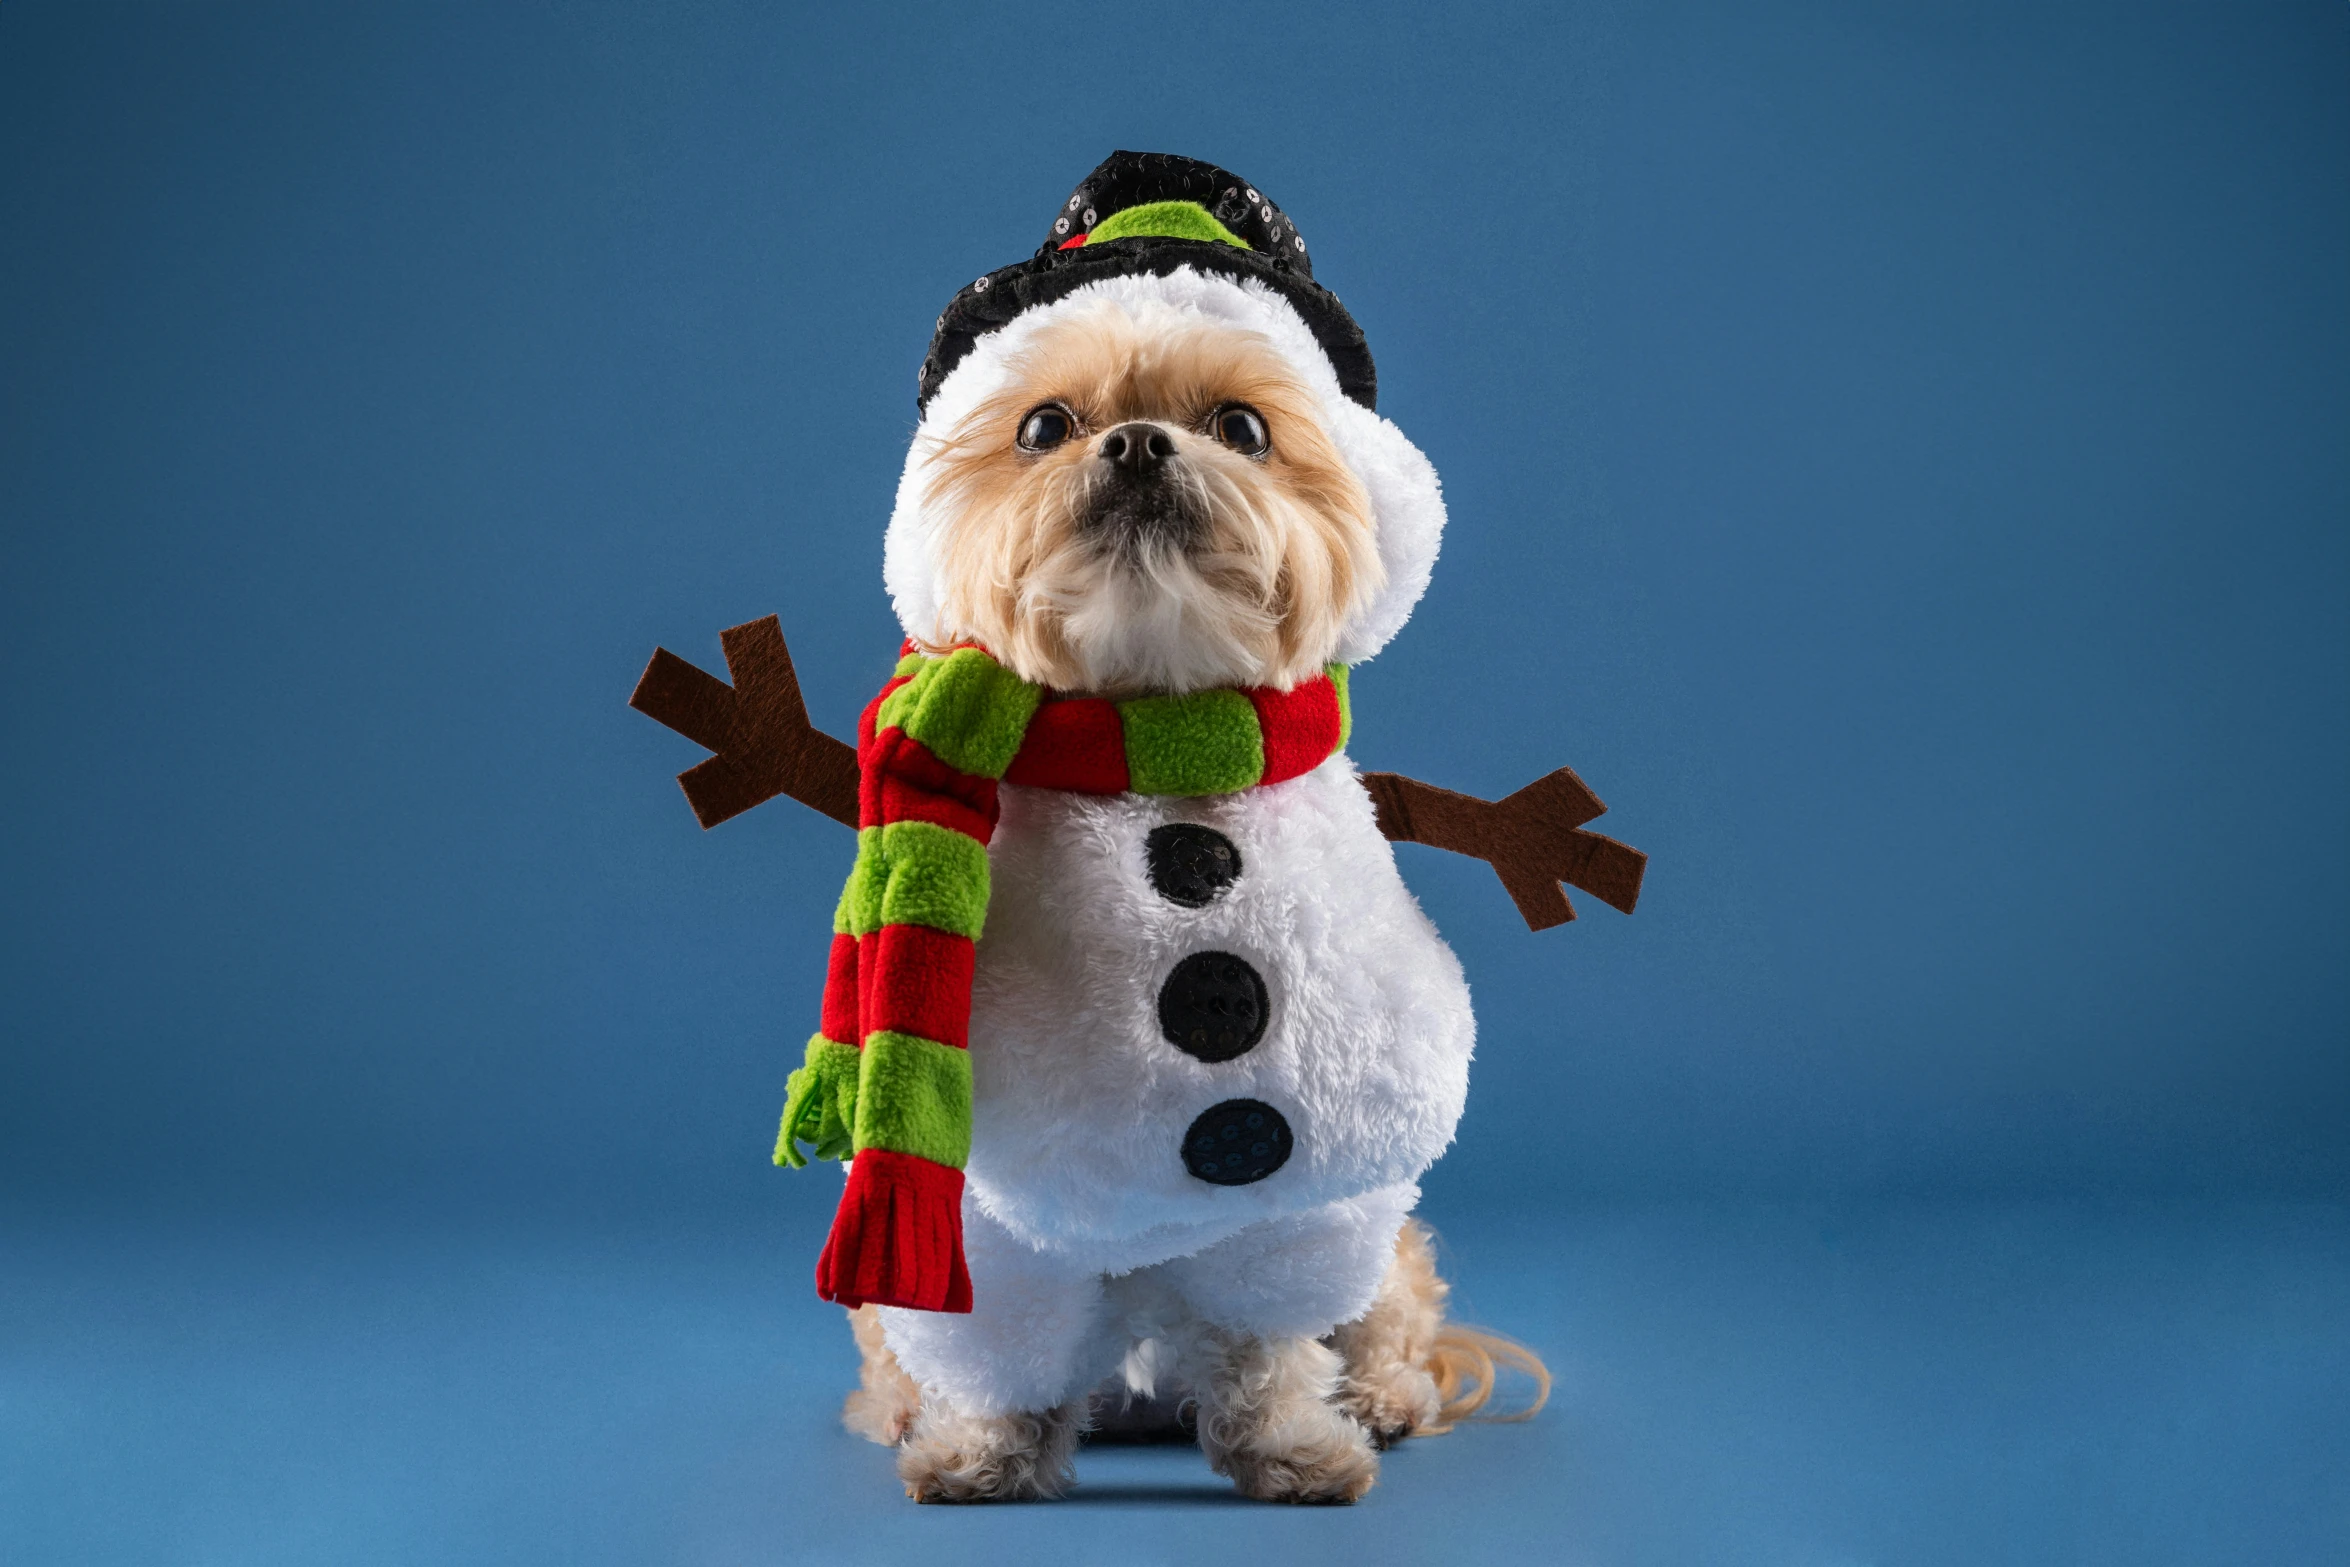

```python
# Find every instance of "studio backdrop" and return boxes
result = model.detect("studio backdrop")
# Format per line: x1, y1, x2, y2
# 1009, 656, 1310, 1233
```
3, 0, 2343, 1228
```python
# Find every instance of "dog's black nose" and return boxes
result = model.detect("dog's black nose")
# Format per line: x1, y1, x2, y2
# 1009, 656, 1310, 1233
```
1100, 422, 1177, 476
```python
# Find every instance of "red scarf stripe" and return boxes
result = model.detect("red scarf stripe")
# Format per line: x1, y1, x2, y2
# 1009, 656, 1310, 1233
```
866, 730, 1000, 840
854, 678, 917, 828
853, 932, 880, 1047
855, 924, 978, 1050
818, 932, 860, 1045
857, 676, 915, 744
1249, 678, 1346, 786
1004, 698, 1131, 792
815, 1150, 972, 1314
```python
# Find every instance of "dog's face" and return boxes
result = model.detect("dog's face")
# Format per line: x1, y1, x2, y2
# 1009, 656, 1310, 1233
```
918, 297, 1381, 695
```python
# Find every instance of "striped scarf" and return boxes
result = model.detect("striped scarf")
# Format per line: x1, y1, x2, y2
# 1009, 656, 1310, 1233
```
773, 645, 1353, 1313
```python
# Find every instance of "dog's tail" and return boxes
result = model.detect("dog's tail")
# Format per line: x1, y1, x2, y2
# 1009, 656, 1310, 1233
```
1423, 1323, 1551, 1432
1390, 1219, 1552, 1434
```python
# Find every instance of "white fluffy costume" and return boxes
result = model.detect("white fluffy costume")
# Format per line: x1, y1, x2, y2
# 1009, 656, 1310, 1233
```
846, 154, 1468, 1416
628, 153, 1646, 1428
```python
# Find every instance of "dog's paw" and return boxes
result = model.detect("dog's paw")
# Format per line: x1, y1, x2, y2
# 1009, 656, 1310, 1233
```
1219, 1410, 1381, 1504
841, 1304, 922, 1446
842, 1382, 919, 1447
896, 1402, 1079, 1503
1340, 1361, 1442, 1449
1196, 1334, 1381, 1504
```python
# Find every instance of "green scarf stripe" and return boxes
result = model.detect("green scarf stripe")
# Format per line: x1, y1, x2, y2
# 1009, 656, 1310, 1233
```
834, 822, 992, 939
892, 651, 927, 678
1328, 664, 1353, 751
1118, 688, 1266, 795
830, 858, 860, 936
876, 648, 1043, 778
775, 1034, 861, 1168
851, 1031, 973, 1167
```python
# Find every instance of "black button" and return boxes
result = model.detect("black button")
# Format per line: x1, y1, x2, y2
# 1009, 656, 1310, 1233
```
1157, 951, 1269, 1063
1182, 1099, 1292, 1186
1145, 824, 1242, 908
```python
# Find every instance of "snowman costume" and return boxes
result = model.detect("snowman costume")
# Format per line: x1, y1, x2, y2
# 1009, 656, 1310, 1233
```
781, 154, 1474, 1419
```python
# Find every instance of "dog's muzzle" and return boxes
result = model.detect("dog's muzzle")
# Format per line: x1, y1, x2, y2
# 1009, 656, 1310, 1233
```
1086, 422, 1201, 550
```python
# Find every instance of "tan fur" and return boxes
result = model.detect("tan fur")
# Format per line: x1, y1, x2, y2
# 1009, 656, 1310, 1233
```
842, 1222, 1552, 1501
1323, 1216, 1550, 1440
894, 1398, 1084, 1504
1325, 1216, 1448, 1446
841, 1303, 922, 1446
1191, 1329, 1379, 1504
1427, 1322, 1553, 1430
918, 298, 1380, 696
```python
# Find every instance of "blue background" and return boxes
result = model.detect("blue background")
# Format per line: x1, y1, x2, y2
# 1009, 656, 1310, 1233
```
3, 3, 2344, 1562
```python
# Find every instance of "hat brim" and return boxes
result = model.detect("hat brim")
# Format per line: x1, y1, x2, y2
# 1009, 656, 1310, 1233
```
920, 237, 1378, 414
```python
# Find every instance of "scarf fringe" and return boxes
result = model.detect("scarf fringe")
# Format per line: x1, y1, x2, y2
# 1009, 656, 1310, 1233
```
815, 1149, 974, 1313
774, 1034, 859, 1168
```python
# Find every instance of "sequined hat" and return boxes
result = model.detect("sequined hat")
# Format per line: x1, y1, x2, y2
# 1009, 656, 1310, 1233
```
916, 150, 1377, 412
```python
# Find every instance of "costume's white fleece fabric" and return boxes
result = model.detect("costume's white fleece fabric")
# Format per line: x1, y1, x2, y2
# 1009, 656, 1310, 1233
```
879, 760, 1474, 1415
883, 267, 1448, 667
874, 266, 1471, 1417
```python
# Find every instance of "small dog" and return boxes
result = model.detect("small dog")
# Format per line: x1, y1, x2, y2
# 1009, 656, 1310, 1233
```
850, 243, 1544, 1501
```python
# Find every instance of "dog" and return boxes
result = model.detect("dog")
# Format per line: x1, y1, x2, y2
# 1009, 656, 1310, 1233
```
846, 256, 1545, 1503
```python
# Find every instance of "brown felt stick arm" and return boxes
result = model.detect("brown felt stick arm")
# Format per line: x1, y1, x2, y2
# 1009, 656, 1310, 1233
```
629, 615, 860, 831
1363, 767, 1648, 933
629, 650, 741, 756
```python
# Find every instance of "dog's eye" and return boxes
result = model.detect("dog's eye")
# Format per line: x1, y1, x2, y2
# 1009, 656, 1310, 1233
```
1212, 404, 1269, 456
1018, 405, 1074, 451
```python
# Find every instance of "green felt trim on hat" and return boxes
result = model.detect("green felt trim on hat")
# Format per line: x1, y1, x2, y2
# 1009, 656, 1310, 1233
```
1085, 200, 1250, 251
851, 1030, 973, 1168
1328, 664, 1353, 751
1119, 688, 1266, 795
834, 821, 993, 939
877, 649, 1043, 778
775, 1033, 862, 1167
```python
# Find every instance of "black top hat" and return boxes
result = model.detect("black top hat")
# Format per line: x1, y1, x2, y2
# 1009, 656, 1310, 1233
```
916, 151, 1377, 413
